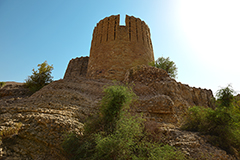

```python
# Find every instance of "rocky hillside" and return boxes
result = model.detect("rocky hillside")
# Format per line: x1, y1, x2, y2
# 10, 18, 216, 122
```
0, 82, 30, 100
124, 65, 214, 124
0, 66, 237, 159
0, 78, 110, 160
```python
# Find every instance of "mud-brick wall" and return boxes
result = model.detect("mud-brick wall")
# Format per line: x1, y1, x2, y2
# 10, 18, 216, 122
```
87, 15, 154, 81
64, 56, 89, 79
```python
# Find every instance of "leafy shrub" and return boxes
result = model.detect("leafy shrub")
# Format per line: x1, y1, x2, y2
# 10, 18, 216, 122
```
62, 83, 185, 160
83, 83, 137, 136
62, 132, 96, 159
182, 85, 240, 156
216, 84, 235, 108
181, 106, 211, 133
24, 61, 53, 92
99, 84, 137, 134
0, 82, 6, 88
93, 111, 185, 160
149, 56, 178, 79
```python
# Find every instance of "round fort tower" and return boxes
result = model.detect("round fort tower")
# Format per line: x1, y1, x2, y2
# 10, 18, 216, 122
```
86, 15, 154, 81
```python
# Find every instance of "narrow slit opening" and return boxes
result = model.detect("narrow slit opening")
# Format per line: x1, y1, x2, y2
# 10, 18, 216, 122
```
141, 23, 144, 44
100, 22, 103, 43
114, 17, 117, 40
136, 19, 138, 41
129, 18, 131, 41
106, 18, 109, 41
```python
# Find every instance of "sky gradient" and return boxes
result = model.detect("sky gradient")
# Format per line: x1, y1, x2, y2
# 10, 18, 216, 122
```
0, 0, 239, 96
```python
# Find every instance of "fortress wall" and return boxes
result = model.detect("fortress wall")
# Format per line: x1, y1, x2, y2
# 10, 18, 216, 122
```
92, 15, 120, 47
64, 56, 89, 79
87, 15, 154, 81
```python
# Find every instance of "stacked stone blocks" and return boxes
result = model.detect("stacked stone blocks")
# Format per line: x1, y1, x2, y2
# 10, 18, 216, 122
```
87, 14, 154, 81
64, 56, 89, 79
64, 15, 154, 81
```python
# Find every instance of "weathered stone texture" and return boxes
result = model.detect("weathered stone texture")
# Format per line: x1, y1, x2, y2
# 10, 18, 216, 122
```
0, 78, 111, 159
124, 65, 214, 123
64, 56, 89, 79
87, 15, 154, 81
1, 13, 236, 159
0, 83, 30, 99
1, 75, 236, 159
147, 123, 237, 160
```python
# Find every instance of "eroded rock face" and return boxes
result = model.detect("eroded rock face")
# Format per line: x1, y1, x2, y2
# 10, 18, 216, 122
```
0, 78, 113, 159
145, 122, 237, 160
0, 83, 30, 99
0, 66, 231, 159
124, 65, 214, 123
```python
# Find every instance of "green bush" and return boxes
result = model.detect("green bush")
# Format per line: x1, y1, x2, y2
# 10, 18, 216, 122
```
181, 106, 210, 132
93, 111, 184, 160
216, 84, 235, 108
149, 56, 178, 79
0, 82, 6, 88
62, 132, 96, 159
99, 84, 137, 134
83, 83, 137, 136
181, 85, 240, 156
62, 83, 185, 160
24, 61, 53, 93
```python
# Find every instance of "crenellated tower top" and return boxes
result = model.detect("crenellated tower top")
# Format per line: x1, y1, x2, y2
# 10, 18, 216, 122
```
87, 14, 154, 81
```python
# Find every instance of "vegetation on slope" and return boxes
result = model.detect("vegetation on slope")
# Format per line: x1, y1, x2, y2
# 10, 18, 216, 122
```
182, 84, 240, 157
24, 61, 53, 93
62, 83, 185, 160
149, 56, 178, 79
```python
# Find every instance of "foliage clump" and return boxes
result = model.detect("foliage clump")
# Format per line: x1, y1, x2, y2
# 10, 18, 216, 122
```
0, 82, 6, 88
149, 56, 178, 79
24, 61, 53, 93
62, 83, 185, 160
182, 84, 240, 156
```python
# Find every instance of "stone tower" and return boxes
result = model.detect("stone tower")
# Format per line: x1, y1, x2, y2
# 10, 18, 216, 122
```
86, 14, 154, 81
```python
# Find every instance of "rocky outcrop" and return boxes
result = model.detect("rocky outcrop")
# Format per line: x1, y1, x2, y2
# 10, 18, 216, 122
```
0, 78, 112, 159
0, 83, 30, 99
124, 65, 214, 123
1, 66, 233, 159
145, 122, 236, 159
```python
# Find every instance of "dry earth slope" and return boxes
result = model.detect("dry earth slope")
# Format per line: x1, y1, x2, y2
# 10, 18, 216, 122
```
0, 65, 237, 159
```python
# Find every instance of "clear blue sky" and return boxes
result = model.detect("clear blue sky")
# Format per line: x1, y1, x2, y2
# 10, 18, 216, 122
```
0, 0, 239, 95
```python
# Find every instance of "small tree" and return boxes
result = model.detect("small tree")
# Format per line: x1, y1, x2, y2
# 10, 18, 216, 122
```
24, 61, 53, 92
150, 56, 178, 79
216, 84, 235, 108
